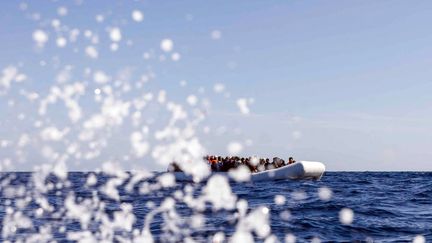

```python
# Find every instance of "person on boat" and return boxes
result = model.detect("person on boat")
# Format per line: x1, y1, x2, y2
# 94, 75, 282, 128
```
251, 164, 258, 173
220, 159, 229, 172
229, 159, 235, 171
288, 157, 296, 164
258, 158, 266, 172
209, 156, 219, 171
279, 158, 285, 167
265, 158, 273, 170
272, 157, 280, 168
168, 162, 182, 172
234, 158, 241, 168
244, 157, 251, 169
246, 160, 255, 173
279, 157, 286, 167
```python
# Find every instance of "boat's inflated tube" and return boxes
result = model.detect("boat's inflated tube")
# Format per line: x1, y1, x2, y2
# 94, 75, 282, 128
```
250, 161, 325, 182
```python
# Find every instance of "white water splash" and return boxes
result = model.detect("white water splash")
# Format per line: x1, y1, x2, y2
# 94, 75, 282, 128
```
274, 195, 286, 205
236, 98, 250, 115
227, 141, 243, 155
413, 235, 426, 243
160, 39, 174, 52
132, 10, 144, 22
203, 175, 237, 210
318, 186, 333, 201
339, 208, 354, 225
211, 30, 222, 40
85, 46, 98, 59
32, 30, 48, 47
109, 28, 122, 42
228, 165, 251, 182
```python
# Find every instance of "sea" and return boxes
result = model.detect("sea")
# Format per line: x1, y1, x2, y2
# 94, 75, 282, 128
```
0, 172, 431, 242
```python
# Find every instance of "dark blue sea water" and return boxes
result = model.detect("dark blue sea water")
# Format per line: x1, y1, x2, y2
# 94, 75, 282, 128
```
1, 172, 431, 242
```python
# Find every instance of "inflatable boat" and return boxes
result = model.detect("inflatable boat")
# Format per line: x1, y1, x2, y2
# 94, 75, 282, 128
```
173, 161, 325, 182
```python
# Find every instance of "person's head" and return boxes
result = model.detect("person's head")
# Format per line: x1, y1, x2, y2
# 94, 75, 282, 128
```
266, 158, 270, 163
289, 157, 294, 163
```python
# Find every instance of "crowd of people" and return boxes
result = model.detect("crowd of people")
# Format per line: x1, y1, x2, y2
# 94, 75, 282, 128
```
205, 155, 296, 172
168, 156, 296, 173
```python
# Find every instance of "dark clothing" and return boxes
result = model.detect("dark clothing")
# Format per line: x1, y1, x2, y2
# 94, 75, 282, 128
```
168, 163, 182, 172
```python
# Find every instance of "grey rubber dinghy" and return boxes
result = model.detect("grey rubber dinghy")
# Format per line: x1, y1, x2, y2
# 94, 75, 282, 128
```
173, 161, 326, 182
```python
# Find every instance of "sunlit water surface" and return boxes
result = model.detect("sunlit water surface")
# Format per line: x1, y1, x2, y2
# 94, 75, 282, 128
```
1, 172, 431, 242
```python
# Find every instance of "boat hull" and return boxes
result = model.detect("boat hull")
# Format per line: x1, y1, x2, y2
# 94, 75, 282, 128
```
173, 161, 325, 182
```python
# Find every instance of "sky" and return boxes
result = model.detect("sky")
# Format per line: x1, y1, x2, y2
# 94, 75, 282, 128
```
0, 0, 432, 171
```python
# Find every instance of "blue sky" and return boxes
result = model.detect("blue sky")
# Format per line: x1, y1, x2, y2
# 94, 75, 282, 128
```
0, 0, 431, 171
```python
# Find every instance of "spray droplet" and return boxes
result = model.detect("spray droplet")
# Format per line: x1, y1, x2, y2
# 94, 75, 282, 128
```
132, 10, 144, 22
33, 30, 48, 46
160, 39, 173, 52
339, 208, 354, 225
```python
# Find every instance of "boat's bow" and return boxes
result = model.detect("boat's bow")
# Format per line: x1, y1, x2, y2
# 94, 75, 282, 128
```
299, 161, 326, 180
